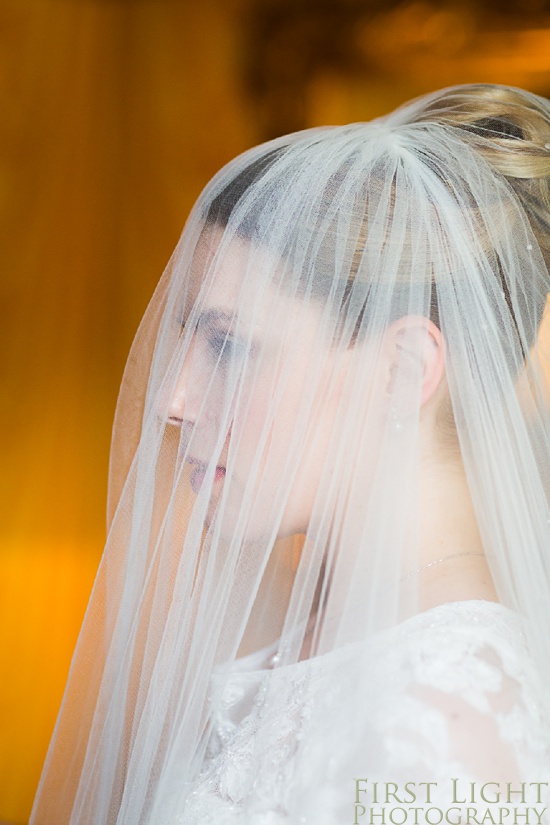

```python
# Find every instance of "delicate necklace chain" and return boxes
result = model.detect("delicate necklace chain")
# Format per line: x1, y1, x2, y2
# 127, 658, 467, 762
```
401, 551, 486, 582
270, 552, 487, 667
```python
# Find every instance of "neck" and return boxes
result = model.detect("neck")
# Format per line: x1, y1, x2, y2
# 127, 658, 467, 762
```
413, 454, 498, 609
419, 457, 484, 559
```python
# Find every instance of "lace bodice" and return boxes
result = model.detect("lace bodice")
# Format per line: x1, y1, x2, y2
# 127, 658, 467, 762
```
163, 601, 550, 824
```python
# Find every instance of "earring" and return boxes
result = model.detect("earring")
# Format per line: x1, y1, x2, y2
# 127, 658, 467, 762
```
390, 405, 405, 434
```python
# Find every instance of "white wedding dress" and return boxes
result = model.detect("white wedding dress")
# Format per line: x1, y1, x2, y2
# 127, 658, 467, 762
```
163, 600, 550, 824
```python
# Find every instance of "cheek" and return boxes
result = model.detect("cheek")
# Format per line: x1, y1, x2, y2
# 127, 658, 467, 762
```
234, 402, 280, 476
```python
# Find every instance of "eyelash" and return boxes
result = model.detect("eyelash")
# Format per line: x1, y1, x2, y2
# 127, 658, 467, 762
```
208, 331, 239, 360
180, 315, 250, 362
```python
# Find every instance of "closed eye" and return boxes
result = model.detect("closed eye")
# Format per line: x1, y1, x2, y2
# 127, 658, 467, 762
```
207, 330, 245, 361
181, 308, 254, 364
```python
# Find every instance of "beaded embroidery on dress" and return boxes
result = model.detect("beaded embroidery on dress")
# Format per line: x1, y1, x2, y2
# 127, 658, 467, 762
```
166, 601, 550, 824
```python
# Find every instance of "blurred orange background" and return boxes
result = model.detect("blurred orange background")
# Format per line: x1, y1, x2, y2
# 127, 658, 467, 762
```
1, 1, 549, 822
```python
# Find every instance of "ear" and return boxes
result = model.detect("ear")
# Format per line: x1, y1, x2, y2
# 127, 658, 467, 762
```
385, 316, 446, 411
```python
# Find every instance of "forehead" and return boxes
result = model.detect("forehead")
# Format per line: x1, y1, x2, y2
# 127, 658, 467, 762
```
192, 226, 314, 339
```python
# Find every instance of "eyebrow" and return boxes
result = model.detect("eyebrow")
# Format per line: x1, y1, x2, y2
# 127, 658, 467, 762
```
197, 309, 235, 327
196, 308, 261, 354
197, 309, 254, 343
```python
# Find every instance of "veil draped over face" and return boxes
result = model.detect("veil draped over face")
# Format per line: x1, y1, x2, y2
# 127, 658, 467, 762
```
32, 85, 550, 824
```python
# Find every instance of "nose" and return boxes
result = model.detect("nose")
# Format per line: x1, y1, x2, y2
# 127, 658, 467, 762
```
167, 342, 196, 426
167, 375, 186, 425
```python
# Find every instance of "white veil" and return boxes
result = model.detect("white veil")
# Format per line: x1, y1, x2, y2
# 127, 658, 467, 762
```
31, 84, 550, 824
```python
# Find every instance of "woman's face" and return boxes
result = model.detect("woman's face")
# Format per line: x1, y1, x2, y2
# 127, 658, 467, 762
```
166, 228, 371, 542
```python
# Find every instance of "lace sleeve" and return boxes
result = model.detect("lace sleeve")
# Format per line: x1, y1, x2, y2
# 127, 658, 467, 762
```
166, 602, 550, 824
370, 605, 548, 781
297, 602, 550, 824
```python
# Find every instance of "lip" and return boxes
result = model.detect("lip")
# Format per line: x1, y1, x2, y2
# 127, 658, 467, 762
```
187, 457, 226, 494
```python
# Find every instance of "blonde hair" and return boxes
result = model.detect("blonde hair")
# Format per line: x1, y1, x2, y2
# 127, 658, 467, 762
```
413, 84, 550, 258
405, 85, 550, 452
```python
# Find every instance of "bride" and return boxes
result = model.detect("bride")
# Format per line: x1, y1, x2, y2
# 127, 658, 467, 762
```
32, 84, 550, 824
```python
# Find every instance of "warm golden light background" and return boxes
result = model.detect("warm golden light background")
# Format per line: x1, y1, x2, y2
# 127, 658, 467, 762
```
1, 0, 549, 822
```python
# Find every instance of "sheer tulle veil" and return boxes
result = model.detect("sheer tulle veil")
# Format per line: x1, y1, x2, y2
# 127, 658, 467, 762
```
31, 84, 550, 823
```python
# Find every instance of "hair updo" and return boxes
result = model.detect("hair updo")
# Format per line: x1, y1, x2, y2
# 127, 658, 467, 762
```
204, 84, 550, 352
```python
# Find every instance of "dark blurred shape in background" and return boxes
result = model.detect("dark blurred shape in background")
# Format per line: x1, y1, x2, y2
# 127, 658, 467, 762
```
243, 0, 550, 138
